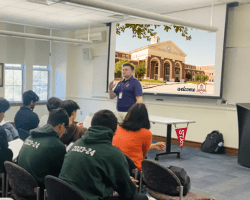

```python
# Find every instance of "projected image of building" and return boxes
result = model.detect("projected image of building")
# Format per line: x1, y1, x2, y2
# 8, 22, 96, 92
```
115, 34, 214, 83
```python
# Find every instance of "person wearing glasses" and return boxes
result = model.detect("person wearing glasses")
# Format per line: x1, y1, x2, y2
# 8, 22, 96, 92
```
17, 108, 69, 192
109, 63, 143, 123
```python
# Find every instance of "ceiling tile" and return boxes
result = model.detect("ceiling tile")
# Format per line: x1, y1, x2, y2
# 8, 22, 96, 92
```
0, 0, 24, 6
0, 6, 30, 17
12, 2, 46, 10
56, 10, 87, 17
34, 5, 67, 13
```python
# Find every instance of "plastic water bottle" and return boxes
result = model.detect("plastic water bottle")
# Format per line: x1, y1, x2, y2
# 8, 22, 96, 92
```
214, 142, 223, 152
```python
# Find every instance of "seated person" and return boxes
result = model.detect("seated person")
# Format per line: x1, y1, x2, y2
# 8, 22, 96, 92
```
0, 128, 13, 174
59, 110, 148, 200
113, 103, 165, 172
59, 100, 87, 146
17, 108, 69, 190
0, 98, 19, 141
39, 97, 62, 127
14, 90, 40, 132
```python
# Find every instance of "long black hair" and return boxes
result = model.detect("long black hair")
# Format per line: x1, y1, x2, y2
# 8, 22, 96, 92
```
121, 103, 150, 131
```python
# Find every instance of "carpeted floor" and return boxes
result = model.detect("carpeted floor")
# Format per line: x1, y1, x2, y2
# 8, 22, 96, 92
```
147, 143, 250, 200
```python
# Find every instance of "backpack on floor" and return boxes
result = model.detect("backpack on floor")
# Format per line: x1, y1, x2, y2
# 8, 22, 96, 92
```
201, 130, 224, 154
168, 166, 191, 196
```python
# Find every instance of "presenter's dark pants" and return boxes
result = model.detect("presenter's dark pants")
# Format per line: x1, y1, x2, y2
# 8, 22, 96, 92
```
107, 193, 148, 200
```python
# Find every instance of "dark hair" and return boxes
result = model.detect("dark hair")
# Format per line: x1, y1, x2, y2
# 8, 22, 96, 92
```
123, 62, 134, 71
59, 100, 80, 117
47, 97, 62, 112
121, 103, 150, 131
0, 98, 10, 113
91, 110, 118, 133
23, 90, 39, 106
48, 108, 69, 128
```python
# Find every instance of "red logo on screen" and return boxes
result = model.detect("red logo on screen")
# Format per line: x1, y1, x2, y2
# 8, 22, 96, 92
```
197, 83, 206, 94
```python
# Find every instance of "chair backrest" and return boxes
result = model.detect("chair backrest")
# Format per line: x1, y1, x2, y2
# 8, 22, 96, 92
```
4, 161, 38, 197
44, 175, 86, 200
124, 154, 137, 177
17, 129, 30, 141
142, 160, 181, 196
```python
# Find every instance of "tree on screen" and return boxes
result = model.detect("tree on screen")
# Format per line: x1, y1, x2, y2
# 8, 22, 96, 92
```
195, 74, 201, 81
135, 62, 146, 81
201, 75, 209, 82
115, 58, 134, 77
116, 24, 192, 41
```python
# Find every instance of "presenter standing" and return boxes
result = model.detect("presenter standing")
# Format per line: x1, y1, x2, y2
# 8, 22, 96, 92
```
109, 63, 142, 123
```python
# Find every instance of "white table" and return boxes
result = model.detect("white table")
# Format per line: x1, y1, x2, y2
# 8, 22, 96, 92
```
149, 116, 195, 160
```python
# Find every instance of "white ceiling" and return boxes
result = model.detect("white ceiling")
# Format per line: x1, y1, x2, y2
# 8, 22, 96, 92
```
0, 0, 249, 31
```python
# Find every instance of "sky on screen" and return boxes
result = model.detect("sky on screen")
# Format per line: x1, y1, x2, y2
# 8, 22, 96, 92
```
116, 25, 216, 66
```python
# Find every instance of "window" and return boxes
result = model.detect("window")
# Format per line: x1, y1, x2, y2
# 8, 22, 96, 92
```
212, 79, 214, 82
212, 73, 213, 76
200, 67, 201, 70
115, 54, 117, 57
33, 65, 50, 101
122, 55, 125, 58
5, 64, 24, 102
209, 79, 211, 82
126, 55, 129, 59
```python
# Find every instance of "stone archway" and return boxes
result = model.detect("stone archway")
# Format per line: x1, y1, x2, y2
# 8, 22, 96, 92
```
164, 60, 172, 82
150, 57, 161, 80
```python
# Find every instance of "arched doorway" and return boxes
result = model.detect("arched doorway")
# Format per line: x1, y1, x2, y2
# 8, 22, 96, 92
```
186, 71, 191, 81
164, 61, 171, 82
175, 69, 180, 82
175, 63, 181, 82
175, 62, 182, 82
192, 72, 195, 81
150, 57, 160, 80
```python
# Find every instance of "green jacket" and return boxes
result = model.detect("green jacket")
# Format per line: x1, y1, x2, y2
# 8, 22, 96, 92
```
17, 124, 66, 187
59, 125, 137, 200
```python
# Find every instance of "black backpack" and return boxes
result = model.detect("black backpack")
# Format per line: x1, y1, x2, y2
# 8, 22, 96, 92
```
201, 130, 224, 154
168, 166, 191, 196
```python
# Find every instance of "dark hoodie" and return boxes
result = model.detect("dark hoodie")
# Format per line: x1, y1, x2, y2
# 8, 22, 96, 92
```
14, 106, 40, 132
17, 124, 66, 188
59, 125, 137, 200
0, 128, 13, 173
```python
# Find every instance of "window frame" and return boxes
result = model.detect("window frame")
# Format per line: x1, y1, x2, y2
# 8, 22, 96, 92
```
32, 65, 51, 103
5, 64, 26, 103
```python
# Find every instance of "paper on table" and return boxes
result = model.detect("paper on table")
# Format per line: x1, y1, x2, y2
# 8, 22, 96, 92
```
0, 119, 10, 125
8, 138, 24, 161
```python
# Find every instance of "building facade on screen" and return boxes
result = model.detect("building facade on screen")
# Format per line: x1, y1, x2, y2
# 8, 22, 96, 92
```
115, 34, 215, 83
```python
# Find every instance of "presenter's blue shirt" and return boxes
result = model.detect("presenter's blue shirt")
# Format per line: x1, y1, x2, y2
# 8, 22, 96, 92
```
114, 76, 142, 112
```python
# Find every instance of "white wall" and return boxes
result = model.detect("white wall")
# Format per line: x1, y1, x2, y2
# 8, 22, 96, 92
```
0, 22, 69, 122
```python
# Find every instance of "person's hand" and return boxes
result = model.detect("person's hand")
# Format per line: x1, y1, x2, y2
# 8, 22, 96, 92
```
130, 176, 139, 187
76, 122, 84, 127
109, 81, 115, 91
153, 142, 166, 151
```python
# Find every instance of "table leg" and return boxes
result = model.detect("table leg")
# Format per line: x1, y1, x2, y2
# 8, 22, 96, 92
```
155, 124, 180, 160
